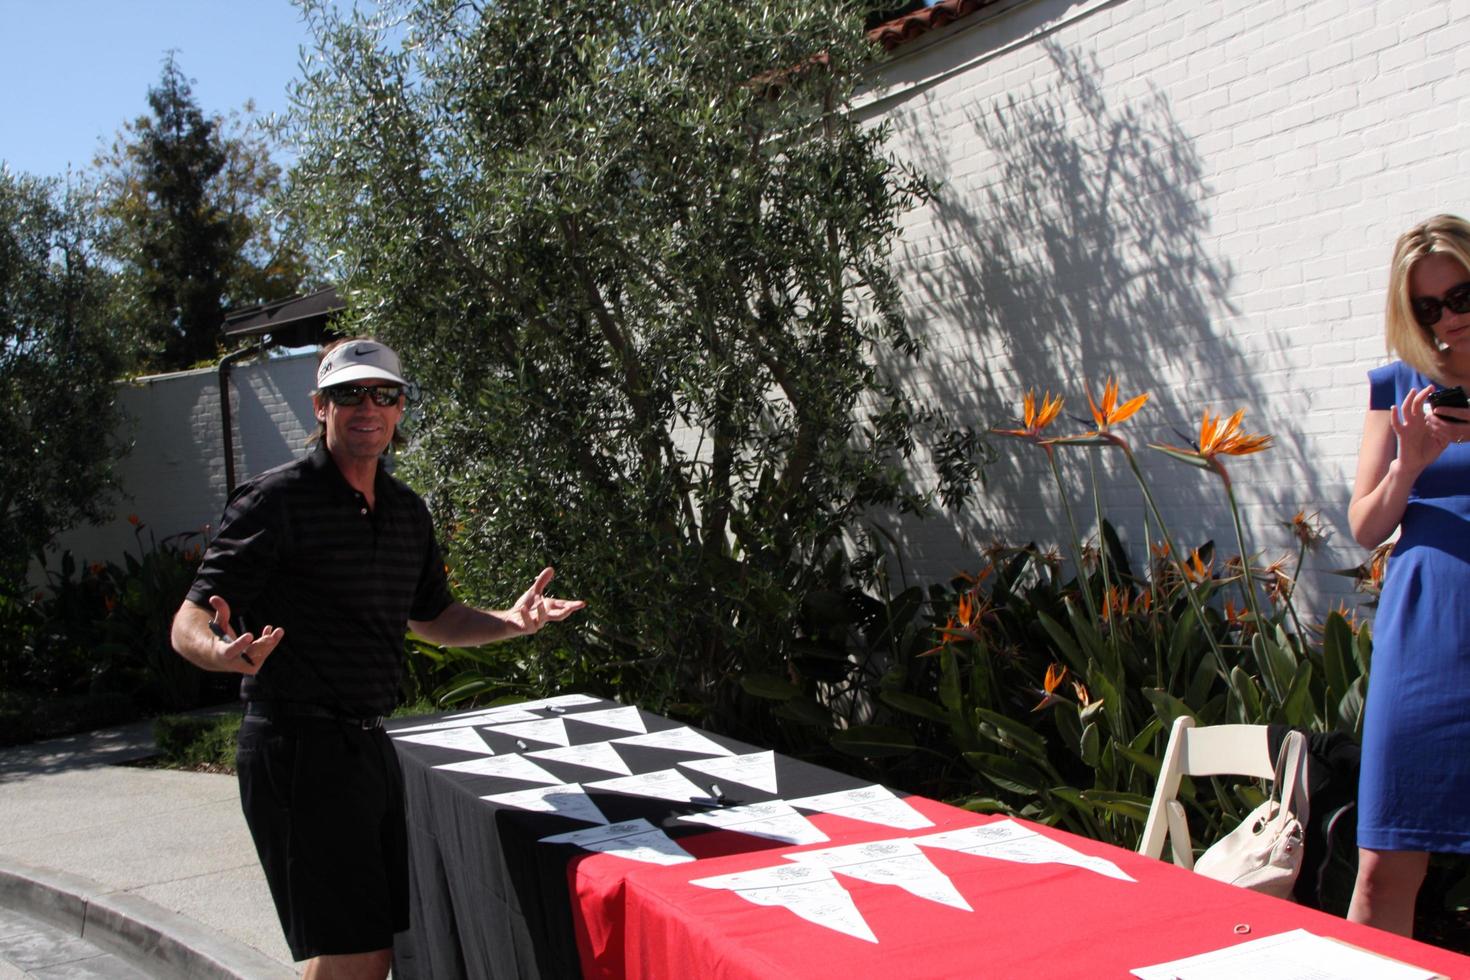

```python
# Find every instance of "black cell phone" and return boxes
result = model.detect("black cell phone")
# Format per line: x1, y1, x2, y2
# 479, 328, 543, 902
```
1429, 385, 1470, 422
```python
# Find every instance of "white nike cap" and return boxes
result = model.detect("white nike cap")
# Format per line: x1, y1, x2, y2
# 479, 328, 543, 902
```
316, 340, 408, 389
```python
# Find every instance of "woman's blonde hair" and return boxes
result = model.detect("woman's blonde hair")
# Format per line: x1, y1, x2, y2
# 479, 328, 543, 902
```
1386, 214, 1470, 380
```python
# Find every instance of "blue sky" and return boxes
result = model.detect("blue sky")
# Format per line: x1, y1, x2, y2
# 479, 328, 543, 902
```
1, 0, 313, 181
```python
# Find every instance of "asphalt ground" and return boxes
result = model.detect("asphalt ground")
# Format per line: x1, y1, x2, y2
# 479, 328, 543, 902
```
0, 716, 296, 978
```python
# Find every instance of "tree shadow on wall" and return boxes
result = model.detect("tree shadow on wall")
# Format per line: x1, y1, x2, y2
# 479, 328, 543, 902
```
889, 39, 1323, 569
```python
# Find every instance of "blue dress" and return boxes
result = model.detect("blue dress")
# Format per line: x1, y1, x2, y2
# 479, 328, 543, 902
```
1359, 361, 1470, 854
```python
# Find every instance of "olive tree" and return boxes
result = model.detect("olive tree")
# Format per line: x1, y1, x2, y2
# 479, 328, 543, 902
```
0, 169, 125, 587
287, 0, 977, 734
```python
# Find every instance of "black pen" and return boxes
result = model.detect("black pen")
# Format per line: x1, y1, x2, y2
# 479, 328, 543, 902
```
209, 619, 255, 666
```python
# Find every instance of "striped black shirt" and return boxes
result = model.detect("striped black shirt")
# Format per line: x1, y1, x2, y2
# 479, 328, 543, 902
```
187, 444, 453, 715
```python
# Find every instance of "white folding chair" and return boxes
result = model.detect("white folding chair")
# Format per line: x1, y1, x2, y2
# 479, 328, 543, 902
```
1138, 715, 1309, 868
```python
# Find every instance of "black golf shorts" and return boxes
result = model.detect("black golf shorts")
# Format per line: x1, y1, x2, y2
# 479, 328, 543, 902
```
236, 713, 409, 961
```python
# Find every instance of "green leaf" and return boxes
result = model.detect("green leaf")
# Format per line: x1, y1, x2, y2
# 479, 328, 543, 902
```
1046, 785, 1094, 813
1228, 665, 1263, 723
1064, 598, 1108, 668
1113, 742, 1164, 786
1142, 688, 1194, 728
830, 725, 915, 758
1078, 790, 1153, 824
1185, 656, 1217, 712
1276, 659, 1314, 727
1166, 603, 1201, 678
435, 677, 498, 704
739, 674, 800, 701
1048, 434, 1121, 447
963, 752, 1047, 794
1251, 632, 1293, 704
1080, 722, 1101, 766
938, 646, 963, 714
1035, 611, 1086, 674
974, 707, 1048, 758
775, 697, 831, 727
1339, 676, 1367, 737
1355, 621, 1373, 675
955, 797, 1011, 814
1146, 443, 1213, 468
1321, 610, 1354, 718
1086, 668, 1126, 740
1053, 701, 1083, 757
878, 690, 948, 723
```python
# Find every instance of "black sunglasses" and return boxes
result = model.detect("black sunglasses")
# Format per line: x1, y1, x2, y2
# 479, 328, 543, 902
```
323, 384, 404, 407
1412, 281, 1470, 328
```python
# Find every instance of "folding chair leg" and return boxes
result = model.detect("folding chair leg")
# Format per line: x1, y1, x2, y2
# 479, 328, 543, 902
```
1166, 799, 1193, 869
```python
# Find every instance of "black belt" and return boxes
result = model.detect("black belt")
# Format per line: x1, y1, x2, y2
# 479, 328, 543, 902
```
245, 701, 386, 730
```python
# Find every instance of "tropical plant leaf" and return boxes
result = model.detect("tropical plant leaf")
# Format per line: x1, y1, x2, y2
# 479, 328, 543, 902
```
776, 697, 832, 727
963, 752, 1047, 794
739, 674, 800, 701
974, 707, 1048, 758
879, 690, 948, 723
830, 725, 915, 758
1079, 790, 1152, 824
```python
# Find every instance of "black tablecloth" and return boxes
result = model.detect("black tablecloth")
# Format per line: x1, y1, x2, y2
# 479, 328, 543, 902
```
388, 696, 866, 979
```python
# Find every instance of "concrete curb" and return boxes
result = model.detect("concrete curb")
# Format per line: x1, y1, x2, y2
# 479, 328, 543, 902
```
0, 855, 294, 979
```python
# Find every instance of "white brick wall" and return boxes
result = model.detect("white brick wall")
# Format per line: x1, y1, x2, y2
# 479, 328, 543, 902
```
860, 0, 1470, 610
39, 352, 319, 577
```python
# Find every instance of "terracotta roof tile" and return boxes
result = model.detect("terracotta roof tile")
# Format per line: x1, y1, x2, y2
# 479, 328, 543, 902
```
867, 0, 1006, 51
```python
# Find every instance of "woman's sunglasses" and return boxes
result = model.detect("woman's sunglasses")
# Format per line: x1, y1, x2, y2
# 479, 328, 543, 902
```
323, 384, 404, 407
1412, 281, 1470, 328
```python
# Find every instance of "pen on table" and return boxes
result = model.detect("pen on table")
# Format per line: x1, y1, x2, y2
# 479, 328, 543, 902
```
209, 619, 255, 666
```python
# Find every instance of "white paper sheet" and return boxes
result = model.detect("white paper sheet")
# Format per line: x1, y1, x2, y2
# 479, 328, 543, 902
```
436, 754, 563, 784
691, 861, 877, 943
527, 741, 634, 776
486, 717, 573, 747
913, 819, 1134, 882
562, 706, 648, 735
680, 751, 779, 794
1130, 928, 1440, 980
786, 785, 934, 830
677, 801, 830, 845
785, 838, 971, 911
481, 782, 608, 825
390, 727, 497, 755
504, 693, 605, 713
613, 727, 735, 758
540, 817, 695, 865
586, 768, 714, 804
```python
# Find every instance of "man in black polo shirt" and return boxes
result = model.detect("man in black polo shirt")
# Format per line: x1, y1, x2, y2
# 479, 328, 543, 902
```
170, 337, 583, 979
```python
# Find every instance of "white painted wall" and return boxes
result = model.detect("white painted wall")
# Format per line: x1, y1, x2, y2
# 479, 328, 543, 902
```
860, 0, 1467, 611
41, 352, 319, 574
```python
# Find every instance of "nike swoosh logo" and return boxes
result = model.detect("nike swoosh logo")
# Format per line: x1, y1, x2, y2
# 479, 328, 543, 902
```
353, 344, 379, 356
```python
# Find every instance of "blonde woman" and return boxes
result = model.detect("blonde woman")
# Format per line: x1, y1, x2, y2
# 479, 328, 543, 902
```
1348, 214, 1470, 935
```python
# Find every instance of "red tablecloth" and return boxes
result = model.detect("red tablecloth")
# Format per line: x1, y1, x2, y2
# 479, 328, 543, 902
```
571, 796, 1470, 980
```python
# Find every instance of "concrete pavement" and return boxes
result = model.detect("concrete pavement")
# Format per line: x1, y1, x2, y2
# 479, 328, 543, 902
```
0, 716, 296, 978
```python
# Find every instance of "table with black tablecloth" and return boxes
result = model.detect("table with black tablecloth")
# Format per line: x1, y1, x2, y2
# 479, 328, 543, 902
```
387, 696, 1470, 979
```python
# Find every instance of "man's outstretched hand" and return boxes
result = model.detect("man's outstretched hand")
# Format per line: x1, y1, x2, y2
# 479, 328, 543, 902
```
204, 594, 283, 674
507, 567, 586, 637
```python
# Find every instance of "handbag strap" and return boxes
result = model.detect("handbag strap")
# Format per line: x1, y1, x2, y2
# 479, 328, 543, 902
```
1271, 729, 1307, 821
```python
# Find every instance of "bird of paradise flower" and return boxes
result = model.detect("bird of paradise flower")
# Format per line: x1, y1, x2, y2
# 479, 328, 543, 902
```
1151, 406, 1275, 628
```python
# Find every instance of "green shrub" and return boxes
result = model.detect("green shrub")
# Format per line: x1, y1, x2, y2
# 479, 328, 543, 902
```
2, 520, 234, 732
153, 712, 241, 770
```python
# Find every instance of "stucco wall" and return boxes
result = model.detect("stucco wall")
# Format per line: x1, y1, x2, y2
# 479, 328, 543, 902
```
862, 0, 1466, 610
41, 352, 319, 574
